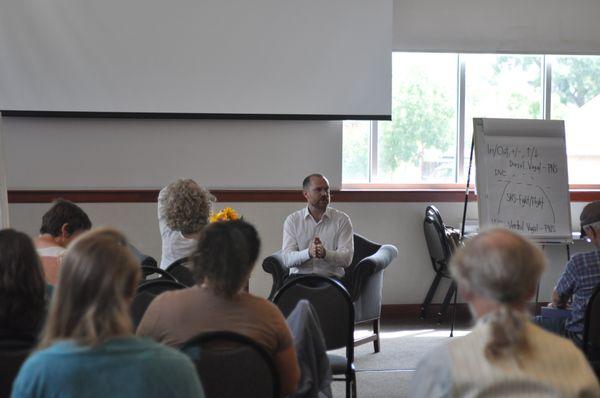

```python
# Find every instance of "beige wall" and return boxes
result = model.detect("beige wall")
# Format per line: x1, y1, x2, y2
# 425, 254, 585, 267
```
8, 200, 591, 304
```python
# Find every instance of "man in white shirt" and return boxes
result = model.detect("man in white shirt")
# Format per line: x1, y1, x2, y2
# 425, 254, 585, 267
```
282, 174, 353, 278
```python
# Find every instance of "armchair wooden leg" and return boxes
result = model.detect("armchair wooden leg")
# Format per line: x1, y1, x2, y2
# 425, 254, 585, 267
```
373, 318, 380, 353
346, 379, 351, 398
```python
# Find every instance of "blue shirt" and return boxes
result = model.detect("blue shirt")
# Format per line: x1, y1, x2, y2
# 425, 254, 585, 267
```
11, 337, 204, 398
555, 249, 600, 334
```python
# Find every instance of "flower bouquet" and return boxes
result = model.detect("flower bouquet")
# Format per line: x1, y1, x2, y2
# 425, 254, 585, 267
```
210, 207, 241, 223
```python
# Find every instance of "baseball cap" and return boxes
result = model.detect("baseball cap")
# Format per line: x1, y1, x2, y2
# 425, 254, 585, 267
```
580, 200, 600, 237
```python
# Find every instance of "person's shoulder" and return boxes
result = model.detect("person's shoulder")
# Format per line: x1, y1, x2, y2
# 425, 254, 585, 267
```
136, 337, 188, 360
528, 322, 584, 356
579, 249, 600, 263
285, 208, 305, 220
145, 285, 196, 311
566, 250, 600, 270
124, 337, 197, 374
411, 343, 453, 397
162, 285, 198, 302
528, 323, 596, 373
327, 207, 351, 222
284, 208, 307, 227
16, 344, 64, 375
240, 291, 277, 308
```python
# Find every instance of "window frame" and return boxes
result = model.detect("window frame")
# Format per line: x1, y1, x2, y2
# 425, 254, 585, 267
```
343, 52, 600, 191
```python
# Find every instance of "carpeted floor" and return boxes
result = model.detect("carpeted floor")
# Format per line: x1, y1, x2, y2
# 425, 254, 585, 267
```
329, 321, 472, 397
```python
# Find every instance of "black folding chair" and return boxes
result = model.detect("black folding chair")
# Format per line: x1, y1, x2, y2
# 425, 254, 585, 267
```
165, 257, 195, 287
0, 334, 36, 398
140, 266, 176, 283
130, 279, 186, 328
583, 284, 600, 378
181, 331, 279, 398
421, 205, 460, 323
274, 275, 356, 398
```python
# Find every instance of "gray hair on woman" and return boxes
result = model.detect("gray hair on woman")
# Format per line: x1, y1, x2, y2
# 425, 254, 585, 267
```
450, 228, 545, 362
160, 179, 215, 236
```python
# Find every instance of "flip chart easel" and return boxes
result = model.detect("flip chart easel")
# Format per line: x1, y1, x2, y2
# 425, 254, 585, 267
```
458, 118, 573, 322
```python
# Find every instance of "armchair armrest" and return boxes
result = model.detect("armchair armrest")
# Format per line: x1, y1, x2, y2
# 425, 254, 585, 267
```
261, 251, 289, 300
345, 245, 398, 302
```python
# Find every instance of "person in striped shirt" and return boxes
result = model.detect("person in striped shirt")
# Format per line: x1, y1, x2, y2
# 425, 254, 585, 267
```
536, 200, 600, 347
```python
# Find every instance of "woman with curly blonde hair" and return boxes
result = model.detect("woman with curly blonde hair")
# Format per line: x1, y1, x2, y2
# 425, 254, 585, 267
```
158, 178, 214, 269
410, 228, 599, 397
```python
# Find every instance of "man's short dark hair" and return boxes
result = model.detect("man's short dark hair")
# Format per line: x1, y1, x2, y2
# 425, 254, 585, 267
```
39, 199, 92, 237
302, 173, 325, 191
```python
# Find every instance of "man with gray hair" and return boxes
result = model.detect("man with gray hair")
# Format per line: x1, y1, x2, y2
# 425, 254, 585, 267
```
410, 228, 599, 396
536, 200, 600, 346
158, 179, 214, 269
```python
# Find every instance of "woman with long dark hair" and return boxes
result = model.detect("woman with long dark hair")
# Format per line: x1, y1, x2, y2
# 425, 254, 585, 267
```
0, 229, 47, 339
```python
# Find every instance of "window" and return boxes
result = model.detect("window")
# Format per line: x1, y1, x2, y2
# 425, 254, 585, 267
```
550, 55, 600, 184
343, 53, 600, 186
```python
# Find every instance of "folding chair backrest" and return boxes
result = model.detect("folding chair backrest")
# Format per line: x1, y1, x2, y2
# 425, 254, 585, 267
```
583, 284, 600, 359
131, 279, 186, 327
0, 335, 35, 398
274, 275, 353, 351
424, 205, 457, 277
137, 279, 186, 295
140, 266, 176, 283
165, 257, 195, 287
181, 331, 279, 398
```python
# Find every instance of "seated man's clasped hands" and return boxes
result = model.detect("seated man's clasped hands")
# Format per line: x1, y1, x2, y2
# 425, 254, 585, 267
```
309, 236, 326, 259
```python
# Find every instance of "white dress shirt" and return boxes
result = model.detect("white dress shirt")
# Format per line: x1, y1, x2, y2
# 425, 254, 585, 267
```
158, 187, 198, 269
282, 206, 353, 278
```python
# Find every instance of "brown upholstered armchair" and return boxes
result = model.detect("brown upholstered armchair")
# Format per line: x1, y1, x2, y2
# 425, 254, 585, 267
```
262, 233, 398, 352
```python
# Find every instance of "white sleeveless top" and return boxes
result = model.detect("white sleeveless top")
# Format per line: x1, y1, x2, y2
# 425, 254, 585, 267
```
37, 246, 65, 257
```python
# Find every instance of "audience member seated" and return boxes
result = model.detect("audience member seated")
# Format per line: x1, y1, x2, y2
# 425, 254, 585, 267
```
158, 179, 214, 269
410, 228, 600, 397
0, 229, 48, 340
12, 228, 204, 398
33, 198, 92, 285
137, 220, 300, 397
535, 200, 600, 347
282, 173, 353, 279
